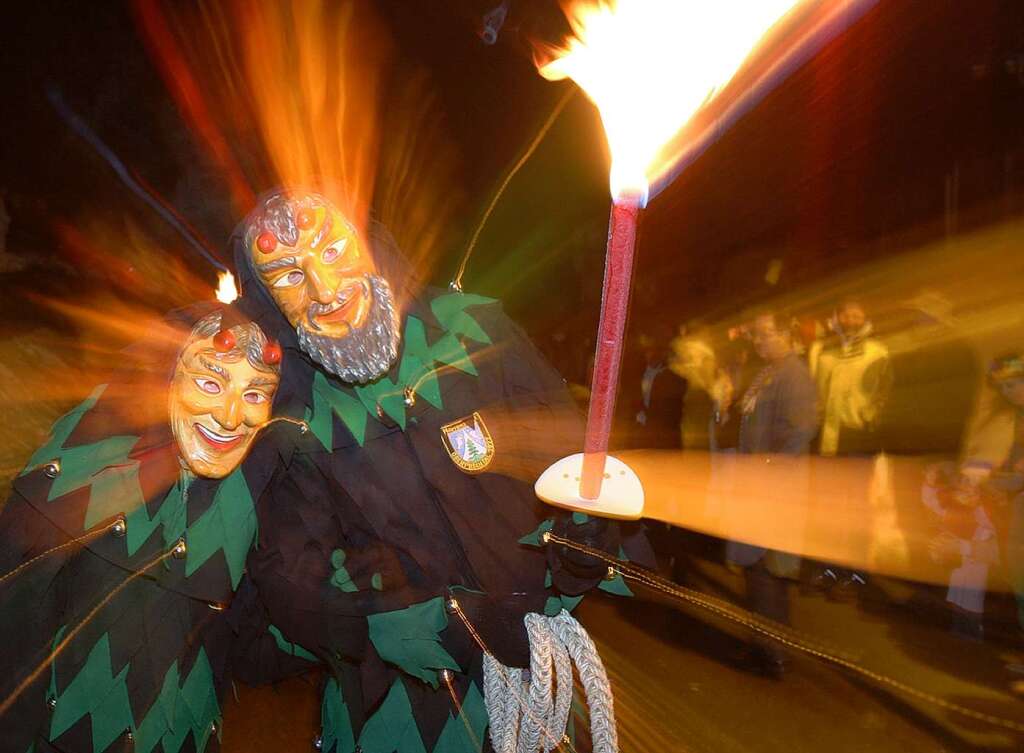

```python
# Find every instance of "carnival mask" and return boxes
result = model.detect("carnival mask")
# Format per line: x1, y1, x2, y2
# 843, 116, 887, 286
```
169, 313, 281, 478
246, 192, 400, 383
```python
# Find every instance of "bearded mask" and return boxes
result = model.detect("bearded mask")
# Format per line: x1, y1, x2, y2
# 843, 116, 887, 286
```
244, 191, 400, 384
169, 312, 281, 478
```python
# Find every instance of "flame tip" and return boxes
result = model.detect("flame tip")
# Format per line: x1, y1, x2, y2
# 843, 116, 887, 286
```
215, 271, 239, 304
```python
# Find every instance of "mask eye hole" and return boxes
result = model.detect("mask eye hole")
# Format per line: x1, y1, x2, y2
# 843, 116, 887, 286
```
322, 238, 348, 264
194, 378, 222, 395
273, 270, 305, 288
243, 391, 268, 405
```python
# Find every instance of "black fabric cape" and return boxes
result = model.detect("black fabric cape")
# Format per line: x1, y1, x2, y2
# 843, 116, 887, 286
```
231, 219, 653, 751
0, 314, 311, 753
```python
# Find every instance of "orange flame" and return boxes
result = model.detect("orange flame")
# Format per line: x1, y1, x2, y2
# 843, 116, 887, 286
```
215, 271, 239, 303
538, 0, 804, 199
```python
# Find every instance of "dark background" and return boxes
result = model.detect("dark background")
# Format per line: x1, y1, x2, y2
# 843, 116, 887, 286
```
1, 0, 1022, 382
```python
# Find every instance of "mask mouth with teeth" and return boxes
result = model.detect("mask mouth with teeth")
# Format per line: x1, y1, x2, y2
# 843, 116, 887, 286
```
168, 312, 281, 479
296, 272, 400, 384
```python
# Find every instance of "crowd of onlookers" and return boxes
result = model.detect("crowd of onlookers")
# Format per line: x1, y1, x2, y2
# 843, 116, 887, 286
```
555, 293, 1024, 680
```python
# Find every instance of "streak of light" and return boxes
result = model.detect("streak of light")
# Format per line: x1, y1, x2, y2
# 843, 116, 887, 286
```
451, 87, 576, 291
46, 87, 228, 273
0, 546, 176, 718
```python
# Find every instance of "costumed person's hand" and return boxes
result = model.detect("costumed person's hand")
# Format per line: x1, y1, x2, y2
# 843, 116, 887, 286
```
547, 513, 621, 594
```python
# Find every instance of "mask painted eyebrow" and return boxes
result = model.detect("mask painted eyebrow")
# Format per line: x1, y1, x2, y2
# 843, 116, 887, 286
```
246, 376, 278, 389
256, 255, 299, 274
198, 356, 230, 380
310, 212, 333, 249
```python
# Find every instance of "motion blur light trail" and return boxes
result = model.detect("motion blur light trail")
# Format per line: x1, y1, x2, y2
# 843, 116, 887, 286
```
134, 0, 463, 284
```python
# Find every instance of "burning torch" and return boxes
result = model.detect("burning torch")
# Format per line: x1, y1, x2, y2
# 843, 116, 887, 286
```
533, 0, 812, 518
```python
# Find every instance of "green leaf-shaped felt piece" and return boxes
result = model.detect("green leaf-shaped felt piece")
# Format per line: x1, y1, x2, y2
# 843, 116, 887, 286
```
306, 388, 334, 451
399, 318, 443, 410
89, 672, 134, 753
407, 355, 443, 410
377, 390, 407, 430
46, 435, 139, 503
125, 480, 176, 557
518, 519, 554, 547
429, 293, 496, 337
268, 625, 318, 662
448, 311, 491, 345
543, 594, 584, 616
431, 680, 488, 753
321, 678, 355, 753
134, 662, 180, 753
49, 634, 132, 745
180, 649, 219, 748
357, 679, 427, 753
571, 512, 589, 525
316, 372, 368, 446
330, 568, 359, 593
185, 468, 255, 588
163, 689, 194, 753
47, 626, 66, 703
84, 462, 144, 530
23, 385, 107, 474
367, 598, 460, 687
429, 333, 477, 376
598, 573, 633, 597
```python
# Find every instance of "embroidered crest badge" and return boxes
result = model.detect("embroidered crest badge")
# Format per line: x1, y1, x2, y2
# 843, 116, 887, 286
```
440, 412, 495, 473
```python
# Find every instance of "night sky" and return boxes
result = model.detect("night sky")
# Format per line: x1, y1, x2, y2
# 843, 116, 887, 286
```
2, 0, 1022, 370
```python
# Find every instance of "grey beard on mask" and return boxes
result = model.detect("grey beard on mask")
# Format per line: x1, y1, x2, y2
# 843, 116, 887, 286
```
295, 274, 401, 383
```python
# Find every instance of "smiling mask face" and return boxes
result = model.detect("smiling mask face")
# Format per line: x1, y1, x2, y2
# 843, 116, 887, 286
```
168, 315, 280, 478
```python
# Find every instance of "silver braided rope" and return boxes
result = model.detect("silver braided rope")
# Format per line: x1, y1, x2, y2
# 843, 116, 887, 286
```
547, 634, 573, 750
519, 614, 555, 753
482, 610, 618, 753
550, 610, 617, 753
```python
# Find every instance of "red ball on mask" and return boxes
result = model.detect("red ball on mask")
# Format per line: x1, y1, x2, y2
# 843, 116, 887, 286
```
256, 231, 278, 254
296, 209, 315, 230
213, 329, 236, 352
262, 341, 282, 365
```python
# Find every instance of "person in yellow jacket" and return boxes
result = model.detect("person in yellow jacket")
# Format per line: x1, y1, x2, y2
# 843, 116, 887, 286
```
808, 299, 893, 457
806, 300, 893, 600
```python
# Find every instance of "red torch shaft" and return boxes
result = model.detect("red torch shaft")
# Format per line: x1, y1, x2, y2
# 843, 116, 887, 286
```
580, 196, 641, 499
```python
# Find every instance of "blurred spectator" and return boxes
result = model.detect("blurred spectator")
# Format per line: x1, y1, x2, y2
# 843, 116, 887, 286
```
961, 352, 1024, 646
809, 299, 892, 457
807, 299, 892, 599
669, 325, 715, 450
726, 312, 818, 678
617, 320, 686, 450
920, 462, 1001, 641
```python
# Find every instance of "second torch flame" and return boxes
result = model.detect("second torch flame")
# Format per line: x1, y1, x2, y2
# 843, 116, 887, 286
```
538, 0, 803, 501
215, 271, 238, 304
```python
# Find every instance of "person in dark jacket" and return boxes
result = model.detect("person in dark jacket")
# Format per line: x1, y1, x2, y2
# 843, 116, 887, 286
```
231, 189, 650, 753
0, 308, 309, 753
725, 312, 818, 678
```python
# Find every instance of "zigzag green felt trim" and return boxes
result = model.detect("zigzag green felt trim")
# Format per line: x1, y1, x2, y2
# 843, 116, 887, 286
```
305, 293, 496, 450
49, 635, 222, 753
184, 467, 256, 588
320, 677, 355, 753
